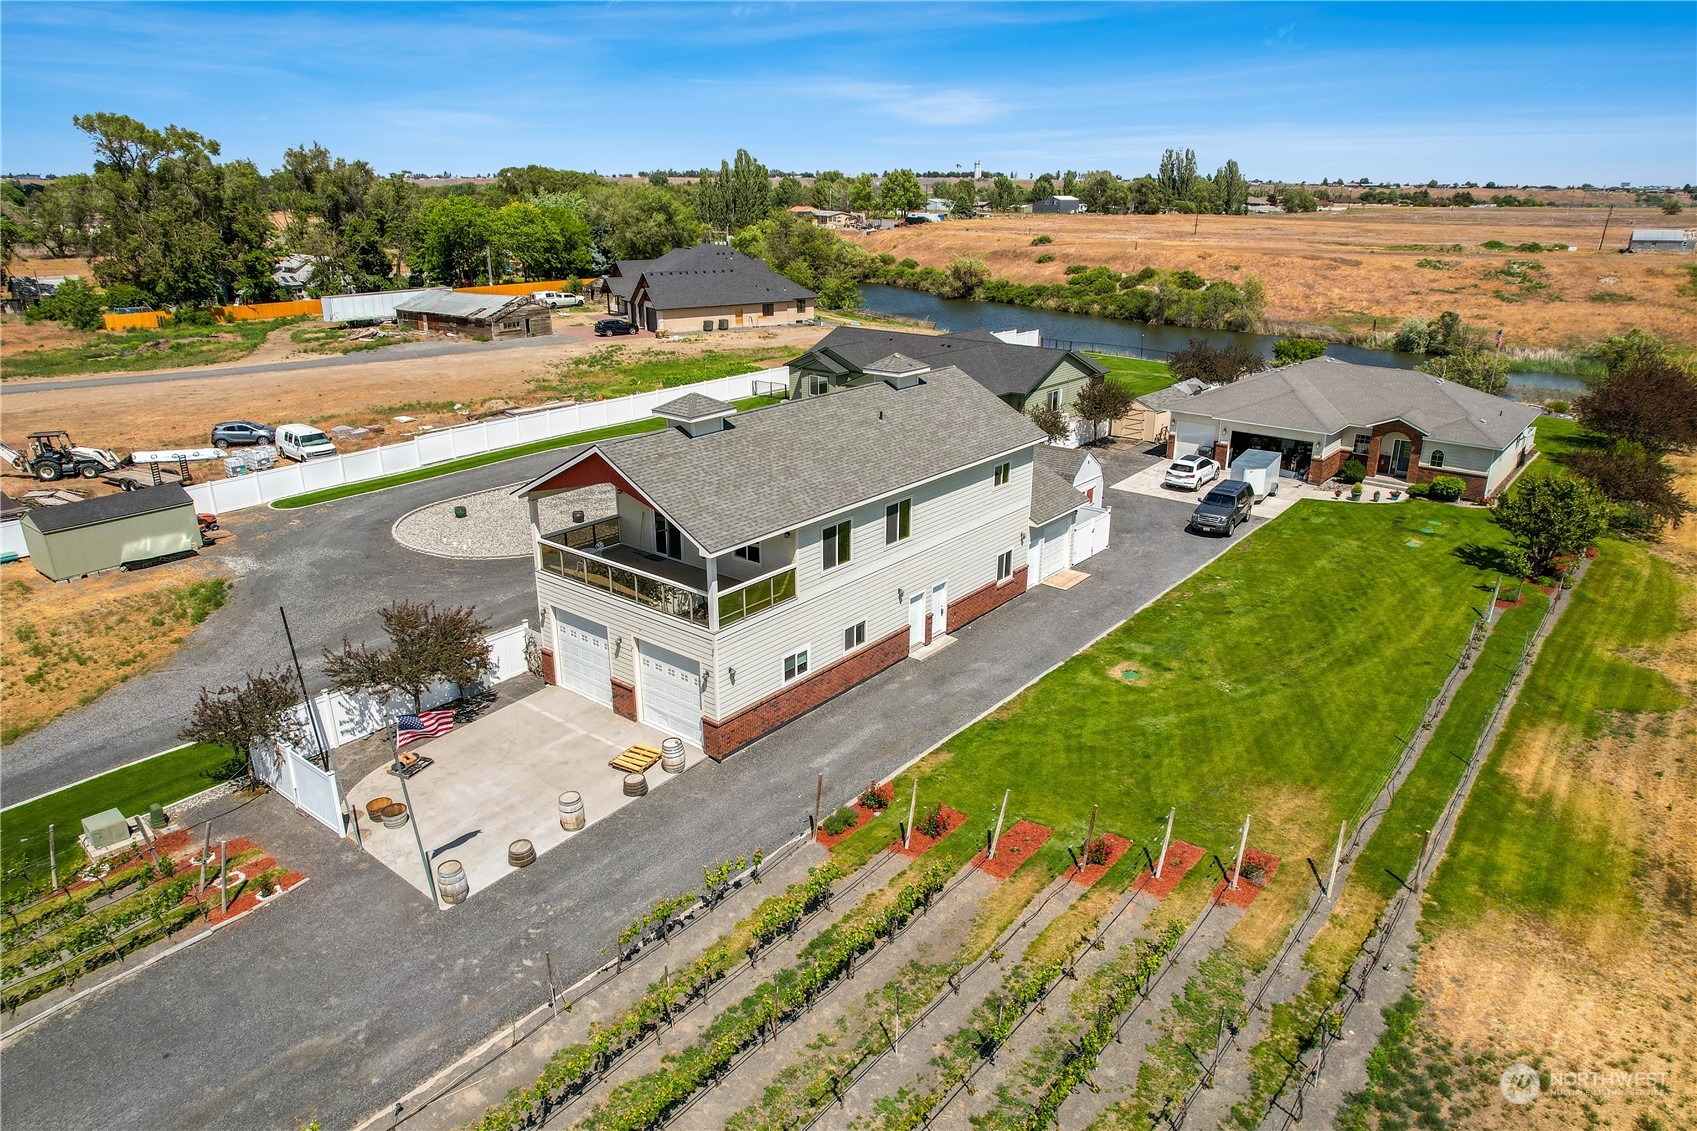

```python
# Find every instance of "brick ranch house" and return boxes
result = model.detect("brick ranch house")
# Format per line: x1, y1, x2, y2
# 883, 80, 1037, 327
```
1166, 357, 1541, 500
516, 367, 1103, 760
597, 244, 816, 334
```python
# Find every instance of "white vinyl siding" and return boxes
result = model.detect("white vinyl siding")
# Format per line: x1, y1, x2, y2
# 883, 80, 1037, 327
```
1418, 442, 1494, 474
535, 573, 716, 715
1027, 357, 1094, 412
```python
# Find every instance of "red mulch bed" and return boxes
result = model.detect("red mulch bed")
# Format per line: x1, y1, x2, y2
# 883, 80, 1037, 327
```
1494, 593, 1526, 610
815, 783, 895, 848
1130, 840, 1205, 901
893, 806, 968, 857
1212, 848, 1281, 909
971, 820, 1053, 880
1067, 832, 1132, 886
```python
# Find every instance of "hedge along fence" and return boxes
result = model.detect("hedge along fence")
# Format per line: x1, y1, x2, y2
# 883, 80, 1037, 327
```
576, 859, 958, 1131
471, 862, 845, 1131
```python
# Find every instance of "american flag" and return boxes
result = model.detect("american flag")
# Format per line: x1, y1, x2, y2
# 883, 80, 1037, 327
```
397, 709, 458, 748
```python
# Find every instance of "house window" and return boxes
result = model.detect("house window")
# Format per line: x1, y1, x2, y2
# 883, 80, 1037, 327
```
734, 543, 762, 563
810, 374, 829, 396
844, 621, 866, 651
1352, 434, 1372, 457
784, 648, 810, 682
994, 461, 1011, 486
1430, 449, 1445, 468
655, 514, 682, 559
797, 300, 808, 314
823, 520, 851, 569
1047, 389, 1062, 411
762, 303, 775, 317
997, 550, 1014, 582
885, 499, 911, 544
502, 320, 521, 330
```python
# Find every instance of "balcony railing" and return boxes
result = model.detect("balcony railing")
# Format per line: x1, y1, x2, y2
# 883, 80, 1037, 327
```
718, 567, 797, 626
539, 537, 709, 628
546, 518, 622, 550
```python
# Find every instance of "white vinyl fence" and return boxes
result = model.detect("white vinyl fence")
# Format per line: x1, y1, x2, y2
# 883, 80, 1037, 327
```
1, 518, 27, 561
187, 367, 790, 516
254, 622, 532, 835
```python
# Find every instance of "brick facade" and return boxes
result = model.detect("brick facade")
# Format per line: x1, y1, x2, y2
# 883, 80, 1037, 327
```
1366, 420, 1423, 480
611, 678, 638, 722
1407, 464, 1488, 501
947, 567, 1028, 631
700, 627, 910, 761
539, 648, 556, 686
1311, 446, 1350, 485
1165, 434, 1178, 459
1212, 441, 1229, 468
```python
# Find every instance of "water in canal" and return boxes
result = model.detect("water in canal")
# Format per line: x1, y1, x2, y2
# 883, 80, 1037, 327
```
855, 284, 1584, 399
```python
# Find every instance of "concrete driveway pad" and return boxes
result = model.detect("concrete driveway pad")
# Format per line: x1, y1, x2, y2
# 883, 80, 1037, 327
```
349, 686, 700, 905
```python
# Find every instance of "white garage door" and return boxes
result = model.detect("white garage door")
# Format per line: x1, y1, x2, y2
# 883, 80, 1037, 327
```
553, 609, 612, 708
1036, 517, 1072, 581
637, 640, 703, 748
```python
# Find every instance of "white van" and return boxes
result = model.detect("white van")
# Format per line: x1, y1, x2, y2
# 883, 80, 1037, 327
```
274, 423, 338, 462
534, 290, 584, 308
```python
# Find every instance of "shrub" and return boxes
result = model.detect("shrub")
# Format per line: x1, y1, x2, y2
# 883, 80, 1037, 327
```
897, 258, 919, 270
1031, 234, 1053, 245
877, 253, 897, 266
1035, 253, 1055, 264
173, 309, 218, 327
1545, 399, 1569, 414
1350, 483, 1364, 499
1428, 475, 1467, 502
916, 803, 948, 839
1406, 482, 1431, 498
1061, 263, 1087, 275
860, 783, 889, 811
1339, 459, 1368, 484
821, 807, 858, 837
1084, 837, 1110, 866
1131, 266, 1159, 285
1272, 336, 1325, 366
1172, 269, 1207, 291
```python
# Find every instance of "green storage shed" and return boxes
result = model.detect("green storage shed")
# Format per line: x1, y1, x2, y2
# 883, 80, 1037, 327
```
21, 485, 202, 581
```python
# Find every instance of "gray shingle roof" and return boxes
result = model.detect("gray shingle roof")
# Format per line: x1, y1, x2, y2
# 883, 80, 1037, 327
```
865, 353, 930, 375
1135, 378, 1211, 412
24, 485, 196, 534
1173, 357, 1540, 449
393, 289, 544, 320
654, 393, 735, 421
632, 245, 815, 310
523, 367, 1044, 554
1029, 463, 1086, 525
1032, 444, 1088, 483
792, 327, 1105, 400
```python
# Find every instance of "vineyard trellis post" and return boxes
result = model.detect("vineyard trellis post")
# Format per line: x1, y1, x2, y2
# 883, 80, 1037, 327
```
1230, 814, 1251, 891
1080, 804, 1098, 873
47, 826, 56, 892
1326, 820, 1346, 899
904, 779, 918, 850
989, 789, 1010, 859
1156, 807, 1175, 879
219, 838, 229, 915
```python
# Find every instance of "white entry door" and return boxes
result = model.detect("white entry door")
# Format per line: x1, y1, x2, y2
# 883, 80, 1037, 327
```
931, 582, 948, 637
908, 591, 926, 648
554, 609, 612, 708
637, 640, 703, 748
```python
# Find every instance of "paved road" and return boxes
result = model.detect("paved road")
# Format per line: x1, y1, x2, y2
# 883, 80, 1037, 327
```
1, 323, 604, 394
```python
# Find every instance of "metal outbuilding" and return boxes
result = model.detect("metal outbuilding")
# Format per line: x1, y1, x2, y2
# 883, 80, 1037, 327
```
393, 289, 553, 340
20, 485, 202, 581
1627, 229, 1696, 253
1032, 195, 1085, 214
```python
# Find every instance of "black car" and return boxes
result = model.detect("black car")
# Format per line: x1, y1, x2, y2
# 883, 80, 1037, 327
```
594, 318, 640, 337
210, 420, 275, 448
1187, 480, 1255, 536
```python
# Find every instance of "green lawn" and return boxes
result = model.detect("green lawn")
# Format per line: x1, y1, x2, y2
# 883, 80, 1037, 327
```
1, 316, 311, 381
272, 394, 784, 508
1088, 352, 1174, 398
1516, 414, 1596, 484
0, 742, 239, 896
531, 346, 795, 400
834, 501, 1517, 932
1425, 541, 1684, 935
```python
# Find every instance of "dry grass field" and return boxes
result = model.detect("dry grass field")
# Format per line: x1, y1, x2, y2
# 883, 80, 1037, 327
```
856, 206, 1695, 349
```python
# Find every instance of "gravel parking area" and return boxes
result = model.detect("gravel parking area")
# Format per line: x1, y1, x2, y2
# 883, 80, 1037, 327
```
392, 483, 615, 559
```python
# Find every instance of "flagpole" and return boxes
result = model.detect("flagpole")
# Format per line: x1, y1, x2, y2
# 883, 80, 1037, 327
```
281, 606, 357, 847
394, 718, 438, 906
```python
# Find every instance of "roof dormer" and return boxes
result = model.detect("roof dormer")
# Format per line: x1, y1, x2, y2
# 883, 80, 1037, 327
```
865, 352, 930, 389
654, 393, 736, 437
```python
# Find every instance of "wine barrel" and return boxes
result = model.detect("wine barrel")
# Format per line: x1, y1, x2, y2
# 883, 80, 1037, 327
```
380, 802, 409, 829
622, 773, 648, 797
559, 791, 586, 831
508, 839, 537, 868
660, 738, 686, 775
437, 860, 469, 905
366, 797, 393, 823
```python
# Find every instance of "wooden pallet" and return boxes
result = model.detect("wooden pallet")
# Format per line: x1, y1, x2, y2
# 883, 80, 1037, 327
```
609, 744, 662, 773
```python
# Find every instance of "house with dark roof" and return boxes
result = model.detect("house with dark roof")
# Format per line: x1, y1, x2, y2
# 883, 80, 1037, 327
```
516, 366, 1101, 759
393, 289, 552, 340
598, 245, 816, 333
787, 326, 1108, 443
1167, 357, 1541, 499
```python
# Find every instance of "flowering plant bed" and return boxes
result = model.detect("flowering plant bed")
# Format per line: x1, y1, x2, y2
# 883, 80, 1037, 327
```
1213, 847, 1281, 909
893, 805, 967, 857
1068, 832, 1132, 886
971, 820, 1053, 880
815, 783, 895, 848
1131, 839, 1206, 901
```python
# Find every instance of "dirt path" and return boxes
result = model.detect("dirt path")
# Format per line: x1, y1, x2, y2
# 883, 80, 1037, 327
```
1252, 567, 1581, 1131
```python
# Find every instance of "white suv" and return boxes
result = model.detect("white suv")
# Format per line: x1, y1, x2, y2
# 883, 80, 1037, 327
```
534, 291, 584, 308
1163, 453, 1220, 490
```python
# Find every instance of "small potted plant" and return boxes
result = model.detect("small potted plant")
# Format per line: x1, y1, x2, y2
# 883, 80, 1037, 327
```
1350, 483, 1364, 501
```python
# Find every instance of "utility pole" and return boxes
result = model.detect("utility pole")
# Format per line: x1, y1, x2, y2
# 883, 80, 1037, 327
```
282, 606, 357, 847
486, 246, 496, 287
1596, 204, 1614, 252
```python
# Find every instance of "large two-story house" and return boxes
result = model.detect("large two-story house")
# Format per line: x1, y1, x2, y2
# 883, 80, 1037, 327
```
518, 366, 1090, 759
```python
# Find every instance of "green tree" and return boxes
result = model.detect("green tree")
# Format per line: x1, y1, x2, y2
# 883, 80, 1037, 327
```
587, 184, 704, 261
1061, 170, 1078, 195
494, 200, 591, 280
1491, 476, 1608, 578
698, 148, 772, 235
1214, 159, 1249, 215
409, 195, 492, 284
323, 601, 493, 713
1156, 147, 1198, 206
1027, 173, 1056, 203
848, 173, 879, 213
1071, 379, 1135, 436
179, 666, 307, 780
880, 168, 926, 216
1272, 336, 1325, 366
1279, 186, 1318, 213
772, 175, 807, 208
47, 278, 104, 330
1416, 343, 1508, 395
943, 256, 989, 298
987, 174, 1021, 212
1662, 199, 1684, 215
811, 170, 851, 212
948, 179, 977, 218
26, 174, 96, 257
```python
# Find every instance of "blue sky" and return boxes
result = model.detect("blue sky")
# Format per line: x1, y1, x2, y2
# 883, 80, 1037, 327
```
3, 2, 1693, 185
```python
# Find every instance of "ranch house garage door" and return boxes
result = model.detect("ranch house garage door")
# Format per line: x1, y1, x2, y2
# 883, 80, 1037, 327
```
553, 609, 612, 709
637, 640, 703, 748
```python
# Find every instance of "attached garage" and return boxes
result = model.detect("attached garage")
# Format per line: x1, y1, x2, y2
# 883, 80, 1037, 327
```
553, 609, 613, 708
636, 640, 703, 748
21, 485, 201, 581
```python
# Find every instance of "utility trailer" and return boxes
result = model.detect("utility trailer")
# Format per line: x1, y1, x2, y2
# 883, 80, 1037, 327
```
1228, 449, 1284, 500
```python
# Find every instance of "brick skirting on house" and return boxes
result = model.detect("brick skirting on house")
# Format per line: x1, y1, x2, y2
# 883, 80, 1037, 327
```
611, 678, 638, 722
1408, 464, 1489, 500
948, 568, 1028, 631
700, 627, 910, 761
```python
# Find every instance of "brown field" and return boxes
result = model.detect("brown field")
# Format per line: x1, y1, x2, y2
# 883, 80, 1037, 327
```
856, 206, 1696, 349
